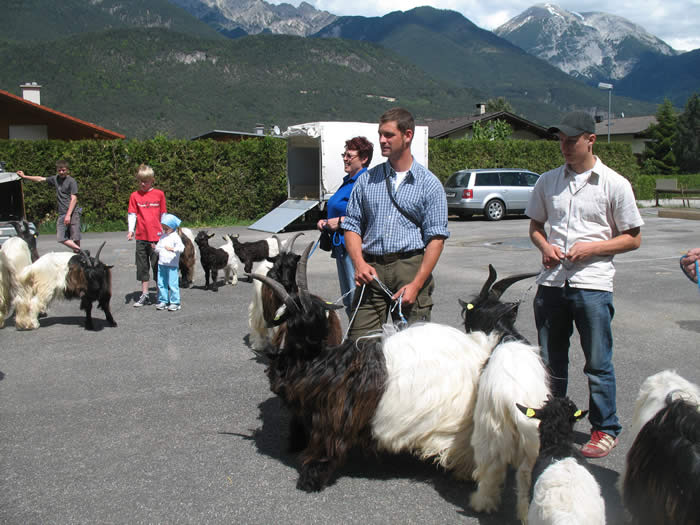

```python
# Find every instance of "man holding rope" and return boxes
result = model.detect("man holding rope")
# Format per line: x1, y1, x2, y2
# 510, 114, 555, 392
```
343, 108, 449, 340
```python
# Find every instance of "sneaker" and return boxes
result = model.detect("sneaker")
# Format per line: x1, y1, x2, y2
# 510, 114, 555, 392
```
134, 294, 150, 307
581, 430, 618, 458
168, 304, 181, 311
155, 302, 168, 310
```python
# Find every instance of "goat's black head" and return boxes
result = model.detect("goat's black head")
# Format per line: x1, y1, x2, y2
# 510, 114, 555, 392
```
72, 241, 113, 298
517, 396, 588, 449
11, 220, 40, 262
250, 241, 342, 350
194, 230, 214, 247
460, 264, 537, 337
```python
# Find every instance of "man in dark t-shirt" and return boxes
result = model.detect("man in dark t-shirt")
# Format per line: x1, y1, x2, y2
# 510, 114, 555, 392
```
17, 159, 82, 252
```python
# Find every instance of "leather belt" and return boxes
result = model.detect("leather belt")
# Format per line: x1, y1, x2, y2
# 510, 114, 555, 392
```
363, 249, 424, 264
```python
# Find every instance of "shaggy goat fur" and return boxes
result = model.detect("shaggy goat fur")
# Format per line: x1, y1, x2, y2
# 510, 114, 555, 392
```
178, 227, 197, 288
14, 243, 117, 330
252, 244, 497, 491
620, 371, 700, 525
460, 265, 550, 522
194, 231, 231, 291
0, 236, 34, 327
517, 397, 605, 525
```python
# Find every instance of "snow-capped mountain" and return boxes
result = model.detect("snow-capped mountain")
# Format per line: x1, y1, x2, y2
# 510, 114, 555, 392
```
495, 3, 677, 83
170, 0, 336, 37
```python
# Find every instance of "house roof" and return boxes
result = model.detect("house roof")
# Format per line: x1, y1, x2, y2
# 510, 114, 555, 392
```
595, 115, 657, 137
190, 129, 284, 141
423, 111, 551, 139
0, 89, 125, 140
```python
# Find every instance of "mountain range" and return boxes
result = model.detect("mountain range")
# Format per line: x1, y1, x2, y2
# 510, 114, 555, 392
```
0, 0, 688, 139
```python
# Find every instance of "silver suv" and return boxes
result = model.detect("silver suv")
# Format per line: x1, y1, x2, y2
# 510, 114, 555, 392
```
444, 168, 539, 221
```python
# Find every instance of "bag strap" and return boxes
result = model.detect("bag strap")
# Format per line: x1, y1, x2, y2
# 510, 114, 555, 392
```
384, 164, 423, 233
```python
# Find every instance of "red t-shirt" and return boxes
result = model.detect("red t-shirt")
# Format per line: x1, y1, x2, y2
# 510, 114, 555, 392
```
128, 189, 167, 242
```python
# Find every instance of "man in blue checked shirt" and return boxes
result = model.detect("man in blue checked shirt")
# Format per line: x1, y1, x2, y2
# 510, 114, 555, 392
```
343, 108, 450, 340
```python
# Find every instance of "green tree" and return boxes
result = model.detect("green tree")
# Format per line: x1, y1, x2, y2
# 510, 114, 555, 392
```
471, 119, 513, 141
675, 93, 700, 172
486, 97, 514, 113
643, 99, 678, 174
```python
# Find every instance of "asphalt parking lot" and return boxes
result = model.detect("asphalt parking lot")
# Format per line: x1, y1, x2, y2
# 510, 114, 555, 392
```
1, 208, 698, 524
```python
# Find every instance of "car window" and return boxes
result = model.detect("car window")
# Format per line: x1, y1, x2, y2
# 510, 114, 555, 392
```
474, 172, 499, 186
445, 171, 470, 187
499, 172, 520, 186
523, 172, 539, 186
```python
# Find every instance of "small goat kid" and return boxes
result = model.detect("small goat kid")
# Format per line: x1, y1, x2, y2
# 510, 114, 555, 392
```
194, 230, 232, 291
251, 244, 499, 492
231, 233, 282, 274
461, 265, 550, 522
620, 370, 700, 525
517, 397, 605, 525
14, 242, 117, 330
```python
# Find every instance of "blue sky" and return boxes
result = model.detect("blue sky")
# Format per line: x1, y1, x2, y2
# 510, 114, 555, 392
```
282, 0, 699, 52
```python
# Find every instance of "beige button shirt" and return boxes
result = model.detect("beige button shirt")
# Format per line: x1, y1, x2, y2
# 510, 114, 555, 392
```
526, 157, 644, 292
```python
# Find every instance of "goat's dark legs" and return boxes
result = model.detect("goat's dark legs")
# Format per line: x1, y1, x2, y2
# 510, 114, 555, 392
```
99, 293, 117, 327
297, 433, 346, 492
204, 268, 211, 289
211, 269, 219, 291
81, 297, 95, 331
288, 415, 309, 453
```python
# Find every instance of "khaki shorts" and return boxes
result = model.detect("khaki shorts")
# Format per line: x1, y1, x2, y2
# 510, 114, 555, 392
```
56, 209, 81, 242
347, 252, 434, 341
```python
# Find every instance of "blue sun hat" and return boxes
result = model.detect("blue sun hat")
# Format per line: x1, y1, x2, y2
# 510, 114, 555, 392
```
161, 213, 181, 231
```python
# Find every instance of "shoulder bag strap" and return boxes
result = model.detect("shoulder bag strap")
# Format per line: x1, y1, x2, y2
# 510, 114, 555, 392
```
384, 164, 423, 233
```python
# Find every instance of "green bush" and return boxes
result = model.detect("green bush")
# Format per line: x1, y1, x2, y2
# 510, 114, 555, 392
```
0, 138, 287, 229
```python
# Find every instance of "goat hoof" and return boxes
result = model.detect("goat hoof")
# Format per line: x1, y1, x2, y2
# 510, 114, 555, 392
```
296, 474, 323, 492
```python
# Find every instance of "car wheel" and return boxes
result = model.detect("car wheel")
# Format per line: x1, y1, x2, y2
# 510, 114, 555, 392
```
484, 199, 505, 221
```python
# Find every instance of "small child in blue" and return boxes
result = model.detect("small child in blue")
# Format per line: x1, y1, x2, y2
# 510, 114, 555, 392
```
154, 213, 185, 311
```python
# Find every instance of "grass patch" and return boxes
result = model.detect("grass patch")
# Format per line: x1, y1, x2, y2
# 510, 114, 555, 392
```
37, 216, 254, 235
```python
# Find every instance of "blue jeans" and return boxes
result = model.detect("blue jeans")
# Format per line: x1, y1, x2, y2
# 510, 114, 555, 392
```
157, 265, 180, 305
534, 284, 621, 437
334, 250, 355, 318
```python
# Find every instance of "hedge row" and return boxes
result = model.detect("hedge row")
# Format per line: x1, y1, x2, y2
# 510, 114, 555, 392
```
1, 137, 690, 228
0, 138, 287, 228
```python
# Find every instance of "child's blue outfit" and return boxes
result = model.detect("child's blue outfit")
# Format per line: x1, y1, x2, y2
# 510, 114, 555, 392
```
154, 214, 184, 308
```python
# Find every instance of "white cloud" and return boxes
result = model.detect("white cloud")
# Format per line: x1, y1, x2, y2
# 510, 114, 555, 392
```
281, 0, 700, 52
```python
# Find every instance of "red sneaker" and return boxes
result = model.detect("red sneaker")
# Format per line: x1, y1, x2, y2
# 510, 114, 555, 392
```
581, 430, 617, 458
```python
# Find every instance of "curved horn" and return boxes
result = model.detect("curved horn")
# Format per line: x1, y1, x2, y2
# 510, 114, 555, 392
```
295, 241, 314, 311
94, 241, 106, 265
249, 273, 299, 313
490, 272, 538, 299
271, 234, 283, 254
284, 232, 304, 254
478, 264, 498, 299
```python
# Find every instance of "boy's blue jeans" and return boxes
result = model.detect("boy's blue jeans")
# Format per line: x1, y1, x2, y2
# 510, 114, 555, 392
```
534, 283, 622, 438
157, 265, 180, 305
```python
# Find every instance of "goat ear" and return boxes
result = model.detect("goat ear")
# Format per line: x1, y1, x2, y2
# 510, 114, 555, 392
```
207, 233, 215, 239
574, 409, 588, 421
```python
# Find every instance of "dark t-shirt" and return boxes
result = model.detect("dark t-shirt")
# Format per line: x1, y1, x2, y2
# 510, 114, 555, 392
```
46, 175, 78, 214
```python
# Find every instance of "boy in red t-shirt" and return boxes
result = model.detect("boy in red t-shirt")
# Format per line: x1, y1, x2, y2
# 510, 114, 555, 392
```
127, 164, 167, 306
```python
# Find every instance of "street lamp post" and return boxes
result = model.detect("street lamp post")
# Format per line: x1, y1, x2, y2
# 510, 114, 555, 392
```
598, 82, 613, 143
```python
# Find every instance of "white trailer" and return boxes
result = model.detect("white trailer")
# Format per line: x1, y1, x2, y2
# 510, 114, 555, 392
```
248, 121, 429, 233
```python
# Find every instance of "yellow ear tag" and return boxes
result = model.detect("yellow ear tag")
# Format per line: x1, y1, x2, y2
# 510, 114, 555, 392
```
467, 304, 474, 310
526, 408, 535, 418
574, 410, 582, 417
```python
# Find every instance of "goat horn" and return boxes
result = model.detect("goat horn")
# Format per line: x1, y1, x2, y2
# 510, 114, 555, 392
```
271, 234, 283, 254
94, 241, 106, 265
490, 272, 538, 299
478, 264, 498, 300
249, 273, 299, 313
295, 241, 314, 311
284, 232, 304, 254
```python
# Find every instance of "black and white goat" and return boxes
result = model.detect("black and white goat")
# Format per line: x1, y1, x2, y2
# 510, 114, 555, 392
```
14, 242, 117, 330
248, 232, 305, 349
516, 397, 605, 525
194, 230, 233, 291
620, 370, 700, 525
461, 265, 550, 522
251, 244, 498, 492
231, 233, 282, 274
